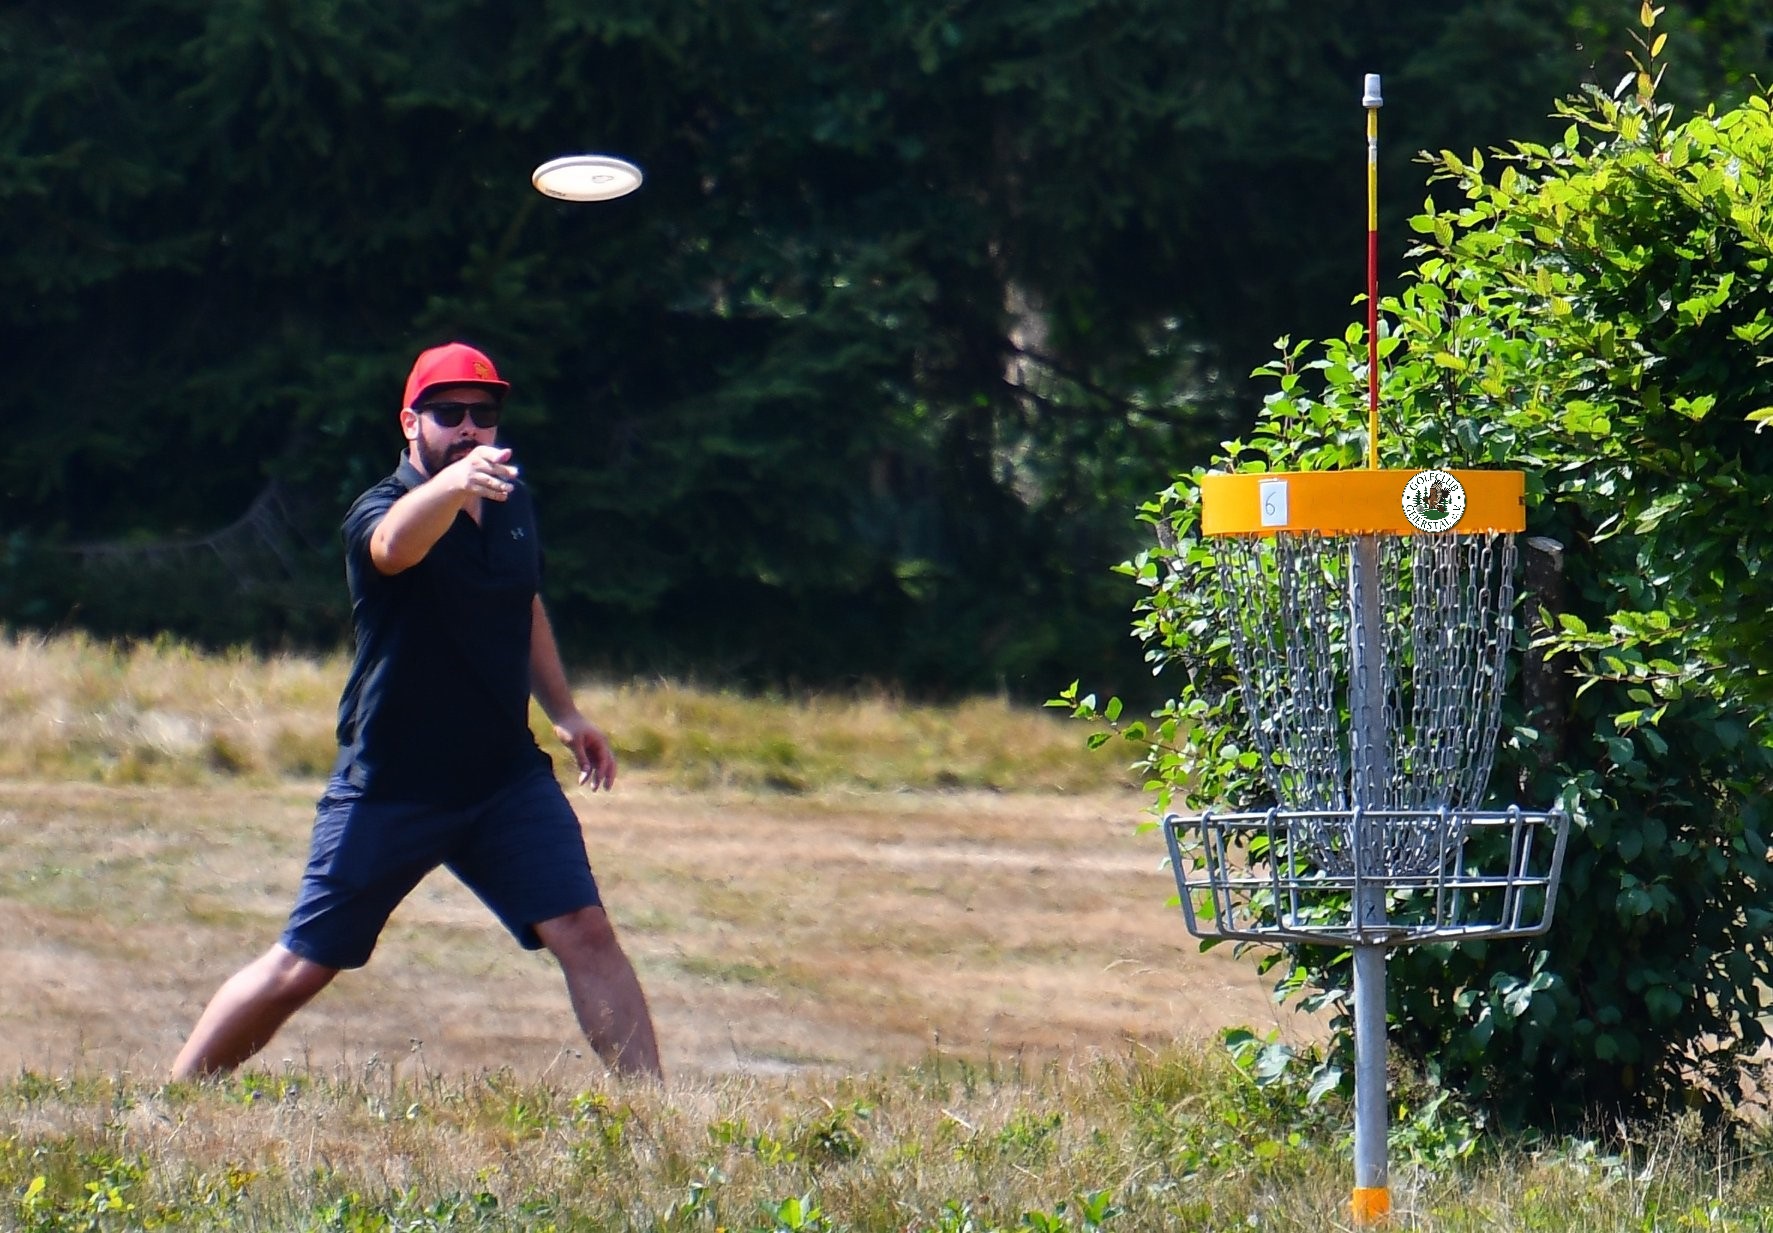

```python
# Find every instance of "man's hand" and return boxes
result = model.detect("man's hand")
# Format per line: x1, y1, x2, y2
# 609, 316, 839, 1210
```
444, 445, 519, 502
554, 713, 618, 791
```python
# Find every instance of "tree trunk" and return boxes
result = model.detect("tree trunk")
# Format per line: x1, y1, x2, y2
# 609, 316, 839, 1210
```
1520, 535, 1569, 797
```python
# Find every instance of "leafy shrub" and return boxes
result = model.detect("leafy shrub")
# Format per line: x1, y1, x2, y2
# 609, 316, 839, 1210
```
1071, 13, 1773, 1127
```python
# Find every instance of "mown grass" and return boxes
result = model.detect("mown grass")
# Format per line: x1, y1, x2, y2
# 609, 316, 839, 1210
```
0, 630, 1132, 794
8, 1039, 1773, 1232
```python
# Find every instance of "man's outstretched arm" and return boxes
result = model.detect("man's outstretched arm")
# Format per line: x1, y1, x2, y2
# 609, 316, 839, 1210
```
370, 446, 519, 573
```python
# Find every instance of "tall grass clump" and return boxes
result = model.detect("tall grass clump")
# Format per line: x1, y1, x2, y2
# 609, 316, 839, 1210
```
0, 629, 1132, 792
0, 631, 342, 785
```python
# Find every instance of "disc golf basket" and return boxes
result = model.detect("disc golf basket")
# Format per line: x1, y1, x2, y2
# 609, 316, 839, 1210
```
1160, 76, 1570, 1227
1165, 469, 1569, 1224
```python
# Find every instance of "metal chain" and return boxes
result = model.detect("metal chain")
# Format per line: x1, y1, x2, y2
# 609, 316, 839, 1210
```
1213, 529, 1519, 878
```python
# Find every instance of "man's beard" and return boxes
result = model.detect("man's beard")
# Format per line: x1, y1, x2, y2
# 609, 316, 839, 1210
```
417, 436, 476, 477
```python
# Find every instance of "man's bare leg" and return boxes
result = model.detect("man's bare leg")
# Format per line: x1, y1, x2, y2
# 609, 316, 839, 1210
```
536, 906, 663, 1079
171, 944, 338, 1079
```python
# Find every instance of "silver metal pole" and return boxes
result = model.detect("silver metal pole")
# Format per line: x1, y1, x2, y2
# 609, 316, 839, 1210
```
1349, 535, 1392, 1223
1352, 944, 1389, 1217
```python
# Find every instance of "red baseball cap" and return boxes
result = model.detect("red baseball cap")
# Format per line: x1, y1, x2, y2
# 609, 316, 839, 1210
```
402, 342, 510, 409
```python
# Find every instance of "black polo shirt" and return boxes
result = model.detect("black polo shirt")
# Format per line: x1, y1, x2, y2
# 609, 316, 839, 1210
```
331, 454, 550, 804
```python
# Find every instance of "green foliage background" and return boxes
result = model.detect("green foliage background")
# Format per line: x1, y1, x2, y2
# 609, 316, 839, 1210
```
6, 1, 1763, 695
1075, 12, 1773, 1125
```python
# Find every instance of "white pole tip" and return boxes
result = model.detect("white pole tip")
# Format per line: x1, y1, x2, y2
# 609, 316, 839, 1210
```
1363, 74, 1383, 108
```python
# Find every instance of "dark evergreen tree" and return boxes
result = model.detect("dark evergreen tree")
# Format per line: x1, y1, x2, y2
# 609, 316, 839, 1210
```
3, 1, 1761, 692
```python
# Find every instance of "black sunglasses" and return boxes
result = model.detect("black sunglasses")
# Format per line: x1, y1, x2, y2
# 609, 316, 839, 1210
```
418, 400, 502, 429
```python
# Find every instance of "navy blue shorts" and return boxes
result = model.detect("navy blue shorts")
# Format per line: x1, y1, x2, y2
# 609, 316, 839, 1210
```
280, 766, 602, 970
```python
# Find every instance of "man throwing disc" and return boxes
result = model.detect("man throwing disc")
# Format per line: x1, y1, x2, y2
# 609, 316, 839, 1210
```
172, 342, 662, 1080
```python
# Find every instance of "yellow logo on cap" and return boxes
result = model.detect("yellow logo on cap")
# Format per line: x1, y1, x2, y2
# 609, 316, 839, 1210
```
473, 360, 493, 379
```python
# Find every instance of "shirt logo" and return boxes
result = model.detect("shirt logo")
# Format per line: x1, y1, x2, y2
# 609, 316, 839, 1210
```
511, 527, 526, 540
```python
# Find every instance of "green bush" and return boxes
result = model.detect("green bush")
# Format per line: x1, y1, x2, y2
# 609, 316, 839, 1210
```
1072, 15, 1773, 1127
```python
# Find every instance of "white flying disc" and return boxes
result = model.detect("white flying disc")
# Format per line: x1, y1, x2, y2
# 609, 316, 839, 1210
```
531, 154, 643, 202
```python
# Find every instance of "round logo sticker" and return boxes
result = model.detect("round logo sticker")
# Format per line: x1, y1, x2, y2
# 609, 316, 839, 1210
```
1401, 469, 1467, 532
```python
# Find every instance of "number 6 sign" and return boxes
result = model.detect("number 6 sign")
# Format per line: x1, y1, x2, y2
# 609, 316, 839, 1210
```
1259, 478, 1289, 528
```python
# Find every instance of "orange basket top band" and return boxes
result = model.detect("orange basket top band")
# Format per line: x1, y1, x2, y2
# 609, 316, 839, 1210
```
1199, 470, 1526, 537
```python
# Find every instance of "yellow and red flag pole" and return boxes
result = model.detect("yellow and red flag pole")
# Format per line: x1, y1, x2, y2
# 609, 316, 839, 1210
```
1364, 73, 1383, 470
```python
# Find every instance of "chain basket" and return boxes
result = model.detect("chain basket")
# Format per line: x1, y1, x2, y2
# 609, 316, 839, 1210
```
1166, 469, 1569, 949
1222, 530, 1514, 841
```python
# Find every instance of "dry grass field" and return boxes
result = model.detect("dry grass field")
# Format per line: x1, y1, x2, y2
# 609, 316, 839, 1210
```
0, 780, 1309, 1083
14, 635, 1773, 1232
0, 632, 1315, 1084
